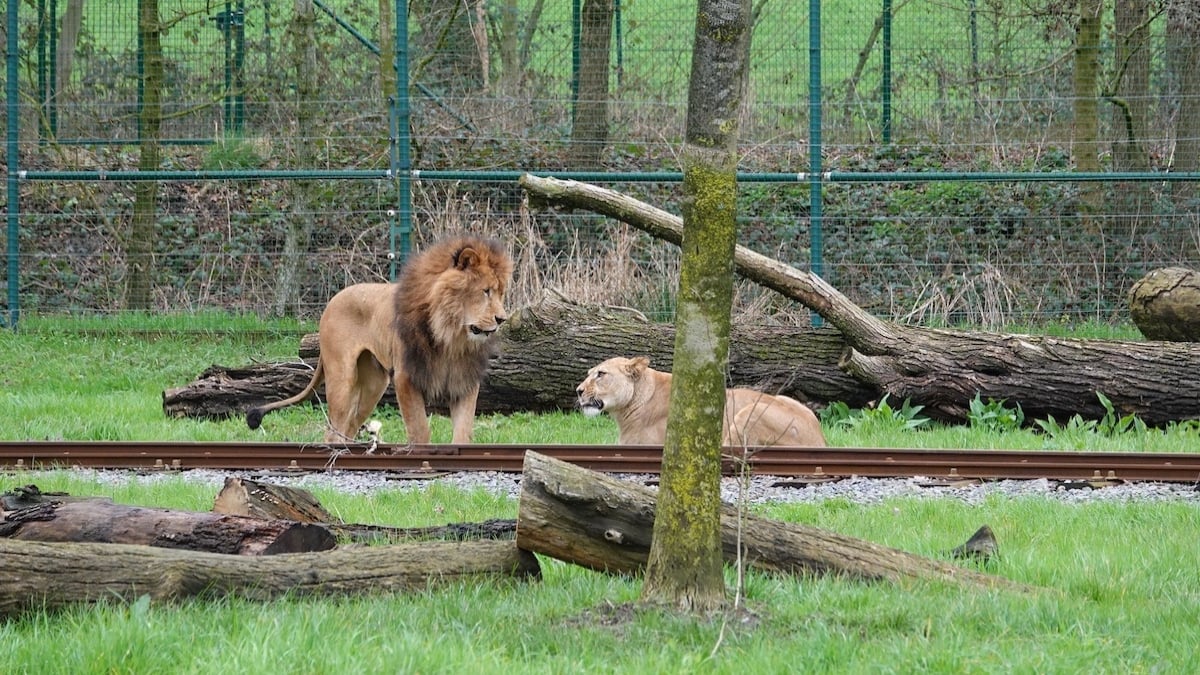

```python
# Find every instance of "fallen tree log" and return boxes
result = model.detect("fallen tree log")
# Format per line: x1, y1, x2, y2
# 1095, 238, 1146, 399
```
161, 293, 876, 420
518, 174, 1200, 426
0, 538, 540, 618
211, 476, 517, 544
2, 498, 336, 555
516, 451, 1029, 591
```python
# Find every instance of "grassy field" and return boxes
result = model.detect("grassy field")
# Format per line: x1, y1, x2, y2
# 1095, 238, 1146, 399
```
1, 316, 1199, 673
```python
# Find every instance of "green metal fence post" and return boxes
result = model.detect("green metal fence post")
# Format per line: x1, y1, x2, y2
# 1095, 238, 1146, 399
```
881, 0, 892, 144
808, 0, 824, 327
392, 0, 412, 278
6, 0, 22, 328
570, 0, 580, 125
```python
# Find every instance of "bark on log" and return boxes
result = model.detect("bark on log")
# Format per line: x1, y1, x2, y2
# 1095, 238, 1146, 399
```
516, 451, 1030, 591
162, 293, 875, 420
0, 538, 540, 618
162, 361, 321, 421
211, 477, 517, 544
2, 498, 336, 555
1128, 267, 1200, 341
518, 174, 1200, 426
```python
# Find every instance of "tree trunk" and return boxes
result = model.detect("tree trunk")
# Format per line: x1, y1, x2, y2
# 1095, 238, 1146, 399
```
55, 0, 86, 100
378, 0, 396, 101
1168, 0, 1200, 201
640, 0, 755, 615
272, 0, 319, 317
517, 175, 1200, 427
128, 0, 163, 310
2, 498, 337, 555
410, 0, 482, 92
1072, 0, 1104, 216
1111, 0, 1152, 231
517, 451, 1031, 590
569, 0, 613, 168
0, 538, 539, 618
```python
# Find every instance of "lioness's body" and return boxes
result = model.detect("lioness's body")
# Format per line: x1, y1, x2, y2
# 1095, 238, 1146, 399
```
577, 356, 827, 447
247, 236, 513, 444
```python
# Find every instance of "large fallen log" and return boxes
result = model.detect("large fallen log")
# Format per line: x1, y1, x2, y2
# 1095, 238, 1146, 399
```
0, 538, 540, 618
516, 451, 1030, 591
518, 174, 1200, 426
161, 293, 875, 420
2, 498, 336, 555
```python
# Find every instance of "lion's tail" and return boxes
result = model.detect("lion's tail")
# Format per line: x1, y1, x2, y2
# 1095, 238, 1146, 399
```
246, 359, 325, 430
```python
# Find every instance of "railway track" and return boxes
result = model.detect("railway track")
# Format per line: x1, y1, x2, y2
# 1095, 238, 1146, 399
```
1, 441, 1199, 483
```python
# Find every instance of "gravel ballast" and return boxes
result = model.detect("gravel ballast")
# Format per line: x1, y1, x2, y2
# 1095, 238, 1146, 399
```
48, 467, 1200, 506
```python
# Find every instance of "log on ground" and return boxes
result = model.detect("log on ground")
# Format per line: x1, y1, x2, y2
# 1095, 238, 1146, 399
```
516, 451, 1031, 591
518, 174, 1200, 426
0, 538, 540, 619
212, 477, 517, 544
2, 498, 336, 555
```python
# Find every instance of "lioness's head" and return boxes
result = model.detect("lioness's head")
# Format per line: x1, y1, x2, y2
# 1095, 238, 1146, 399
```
576, 356, 651, 417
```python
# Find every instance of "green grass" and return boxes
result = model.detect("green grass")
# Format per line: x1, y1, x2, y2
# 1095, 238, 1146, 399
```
2, 470, 1198, 674
2, 314, 1198, 673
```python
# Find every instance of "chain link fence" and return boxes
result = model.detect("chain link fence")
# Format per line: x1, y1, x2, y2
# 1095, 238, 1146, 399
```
3, 0, 1198, 328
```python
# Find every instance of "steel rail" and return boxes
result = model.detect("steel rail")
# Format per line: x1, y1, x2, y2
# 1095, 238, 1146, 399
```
1, 441, 1199, 483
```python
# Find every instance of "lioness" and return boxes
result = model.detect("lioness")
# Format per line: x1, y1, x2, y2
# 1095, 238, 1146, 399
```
576, 356, 827, 447
246, 235, 513, 444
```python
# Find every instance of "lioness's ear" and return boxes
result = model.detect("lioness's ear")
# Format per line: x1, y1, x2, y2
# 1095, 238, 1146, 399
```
626, 356, 650, 379
453, 246, 481, 271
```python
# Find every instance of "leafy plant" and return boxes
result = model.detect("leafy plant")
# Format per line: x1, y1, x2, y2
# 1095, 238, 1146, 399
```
1094, 391, 1148, 437
1033, 392, 1148, 447
821, 395, 930, 433
967, 394, 1025, 433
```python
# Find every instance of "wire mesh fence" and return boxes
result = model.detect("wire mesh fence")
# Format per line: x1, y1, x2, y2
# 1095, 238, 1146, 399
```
3, 0, 1198, 329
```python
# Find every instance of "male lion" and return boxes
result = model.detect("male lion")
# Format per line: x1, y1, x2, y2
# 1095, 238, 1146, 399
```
576, 356, 827, 447
246, 235, 513, 444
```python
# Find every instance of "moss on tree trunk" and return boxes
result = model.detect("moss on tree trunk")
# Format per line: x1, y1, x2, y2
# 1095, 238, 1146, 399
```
641, 0, 752, 614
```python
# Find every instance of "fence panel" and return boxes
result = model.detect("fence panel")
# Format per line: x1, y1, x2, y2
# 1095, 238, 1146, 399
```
3, 0, 1197, 328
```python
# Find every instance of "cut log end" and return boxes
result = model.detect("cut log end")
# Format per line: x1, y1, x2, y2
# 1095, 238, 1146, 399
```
1129, 267, 1200, 342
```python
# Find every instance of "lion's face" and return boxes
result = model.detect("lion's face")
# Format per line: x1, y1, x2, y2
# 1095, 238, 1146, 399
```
462, 283, 508, 343
427, 240, 513, 345
576, 356, 650, 417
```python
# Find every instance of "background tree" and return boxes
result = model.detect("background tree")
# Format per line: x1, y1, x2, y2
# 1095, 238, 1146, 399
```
1109, 0, 1152, 229
570, 0, 614, 169
492, 0, 545, 94
641, 0, 753, 614
1168, 0, 1200, 202
410, 0, 484, 93
379, 0, 395, 100
1072, 0, 1104, 217
271, 0, 319, 317
127, 0, 163, 310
